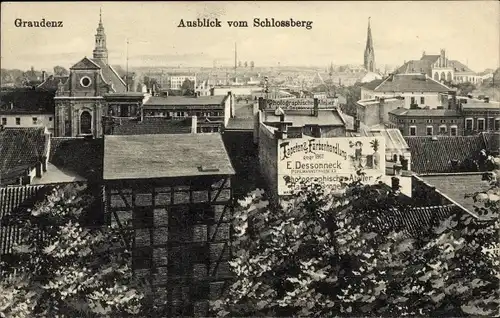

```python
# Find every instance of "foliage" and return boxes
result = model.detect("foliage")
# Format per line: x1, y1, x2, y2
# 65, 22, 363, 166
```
250, 61, 255, 69
53, 66, 69, 76
211, 159, 500, 317
181, 79, 195, 96
450, 82, 476, 96
0, 184, 144, 318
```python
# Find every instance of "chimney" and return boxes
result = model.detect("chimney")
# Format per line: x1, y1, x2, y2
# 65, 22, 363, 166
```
210, 87, 215, 96
42, 71, 46, 82
10, 102, 14, 110
313, 98, 319, 117
258, 97, 265, 111
451, 159, 459, 171
41, 155, 47, 172
378, 97, 385, 124
354, 116, 360, 132
36, 161, 43, 178
191, 116, 197, 133
484, 96, 489, 103
391, 177, 400, 191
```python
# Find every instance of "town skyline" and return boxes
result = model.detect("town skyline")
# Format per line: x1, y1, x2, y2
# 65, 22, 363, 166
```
1, 1, 499, 72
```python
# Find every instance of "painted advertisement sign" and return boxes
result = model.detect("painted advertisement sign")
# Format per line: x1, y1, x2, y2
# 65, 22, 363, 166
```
266, 98, 338, 110
277, 136, 386, 195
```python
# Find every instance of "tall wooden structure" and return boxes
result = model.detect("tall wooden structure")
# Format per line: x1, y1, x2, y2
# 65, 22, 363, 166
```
103, 133, 235, 316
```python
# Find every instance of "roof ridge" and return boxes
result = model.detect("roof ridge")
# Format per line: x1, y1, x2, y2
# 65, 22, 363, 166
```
108, 65, 127, 86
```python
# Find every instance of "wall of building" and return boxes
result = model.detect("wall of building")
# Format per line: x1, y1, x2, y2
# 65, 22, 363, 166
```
0, 113, 54, 134
373, 92, 442, 109
213, 86, 261, 96
462, 109, 500, 134
390, 115, 462, 136
258, 123, 278, 198
54, 98, 104, 137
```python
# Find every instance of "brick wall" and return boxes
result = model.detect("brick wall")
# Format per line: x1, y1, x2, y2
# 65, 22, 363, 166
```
258, 123, 278, 199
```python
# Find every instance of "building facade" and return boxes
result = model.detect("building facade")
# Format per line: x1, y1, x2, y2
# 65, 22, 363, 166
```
389, 108, 462, 137
53, 12, 130, 137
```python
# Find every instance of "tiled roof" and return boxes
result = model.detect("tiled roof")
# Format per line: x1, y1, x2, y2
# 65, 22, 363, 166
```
448, 60, 474, 73
482, 132, 500, 152
362, 79, 384, 90
420, 55, 440, 63
395, 60, 433, 75
462, 100, 500, 110
91, 59, 127, 93
0, 89, 56, 114
405, 135, 487, 173
36, 75, 69, 91
110, 117, 193, 135
144, 95, 227, 107
49, 137, 103, 182
375, 74, 452, 93
225, 118, 254, 131
422, 174, 490, 214
0, 184, 54, 254
389, 108, 461, 117
104, 133, 235, 180
372, 204, 460, 237
0, 128, 49, 184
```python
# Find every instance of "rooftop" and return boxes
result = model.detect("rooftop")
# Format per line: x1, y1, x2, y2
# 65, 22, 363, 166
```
405, 135, 488, 174
109, 117, 193, 135
422, 174, 490, 214
103, 133, 235, 180
0, 127, 49, 184
144, 95, 227, 107
348, 127, 410, 153
375, 73, 453, 93
264, 109, 345, 127
389, 108, 461, 117
225, 118, 254, 131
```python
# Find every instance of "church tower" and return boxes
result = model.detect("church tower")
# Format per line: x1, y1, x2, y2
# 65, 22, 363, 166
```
92, 9, 108, 64
364, 17, 375, 72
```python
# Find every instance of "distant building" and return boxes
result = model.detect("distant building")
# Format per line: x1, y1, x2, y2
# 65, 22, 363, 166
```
360, 73, 454, 109
141, 94, 234, 133
364, 18, 376, 72
53, 12, 146, 138
356, 96, 405, 128
396, 50, 482, 84
169, 74, 197, 90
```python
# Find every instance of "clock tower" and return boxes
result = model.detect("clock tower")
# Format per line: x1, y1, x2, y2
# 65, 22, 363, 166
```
93, 8, 108, 64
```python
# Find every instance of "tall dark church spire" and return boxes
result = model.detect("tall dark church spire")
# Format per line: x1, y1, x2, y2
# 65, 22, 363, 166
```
93, 8, 108, 64
364, 17, 375, 72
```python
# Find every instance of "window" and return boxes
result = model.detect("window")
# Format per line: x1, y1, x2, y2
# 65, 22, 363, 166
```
411, 97, 415, 104
495, 118, 500, 131
478, 118, 485, 131
80, 76, 92, 88
420, 97, 425, 104
426, 126, 433, 136
80, 111, 92, 134
440, 119, 446, 123
1, 118, 6, 125
426, 119, 433, 123
409, 126, 417, 136
15, 118, 20, 125
410, 119, 416, 123
32, 117, 38, 124
465, 118, 473, 130
450, 119, 456, 123
450, 125, 458, 136
49, 117, 53, 122
213, 126, 219, 132
176, 111, 185, 117
439, 125, 447, 134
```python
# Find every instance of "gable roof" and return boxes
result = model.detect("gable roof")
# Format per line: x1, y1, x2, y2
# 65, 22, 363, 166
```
448, 60, 474, 73
420, 55, 440, 63
389, 108, 461, 117
90, 59, 127, 93
405, 135, 487, 174
374, 73, 452, 93
0, 128, 50, 184
396, 60, 433, 75
103, 133, 235, 180
70, 57, 101, 70
0, 89, 56, 114
362, 79, 385, 90
144, 95, 227, 107
36, 75, 69, 91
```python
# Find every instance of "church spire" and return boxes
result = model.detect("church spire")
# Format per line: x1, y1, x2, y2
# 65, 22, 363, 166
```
93, 8, 108, 64
364, 17, 375, 72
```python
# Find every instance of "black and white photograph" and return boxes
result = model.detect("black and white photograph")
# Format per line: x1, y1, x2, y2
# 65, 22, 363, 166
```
1, 1, 499, 317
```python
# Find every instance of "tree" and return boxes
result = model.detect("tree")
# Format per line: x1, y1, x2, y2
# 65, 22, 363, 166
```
211, 159, 500, 317
238, 61, 242, 68
451, 82, 476, 96
250, 61, 255, 69
244, 61, 248, 68
181, 78, 195, 96
0, 184, 144, 317
53, 66, 69, 76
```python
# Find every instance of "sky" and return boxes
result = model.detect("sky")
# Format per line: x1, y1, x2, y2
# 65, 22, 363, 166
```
1, 1, 499, 72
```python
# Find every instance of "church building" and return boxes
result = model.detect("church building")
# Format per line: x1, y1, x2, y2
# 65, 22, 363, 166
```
364, 18, 376, 73
54, 11, 141, 137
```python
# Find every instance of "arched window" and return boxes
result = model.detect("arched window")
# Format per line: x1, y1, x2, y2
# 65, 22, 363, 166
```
440, 72, 446, 81
447, 72, 452, 82
434, 72, 439, 80
80, 111, 92, 135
